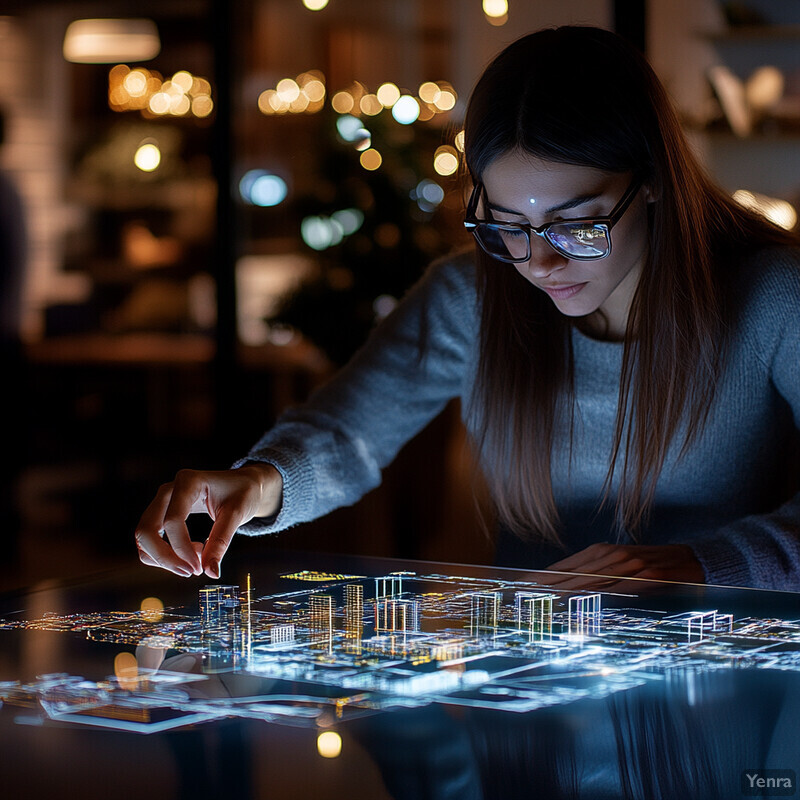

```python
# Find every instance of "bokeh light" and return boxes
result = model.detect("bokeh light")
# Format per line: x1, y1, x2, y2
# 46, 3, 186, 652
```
745, 65, 784, 113
114, 651, 138, 690
134, 142, 161, 172
140, 596, 164, 623
483, 0, 508, 17
331, 91, 355, 114
360, 94, 382, 116
300, 208, 364, 251
336, 115, 367, 141
418, 81, 441, 104
376, 82, 400, 107
432, 83, 457, 111
317, 731, 342, 758
240, 170, 288, 207
433, 145, 459, 176
192, 95, 214, 117
360, 148, 383, 170
303, 0, 330, 9
276, 78, 301, 104
301, 216, 343, 250
413, 178, 445, 212
109, 65, 213, 118
331, 208, 364, 235
258, 72, 326, 116
302, 78, 326, 102
123, 69, 148, 97
392, 95, 420, 124
171, 70, 194, 93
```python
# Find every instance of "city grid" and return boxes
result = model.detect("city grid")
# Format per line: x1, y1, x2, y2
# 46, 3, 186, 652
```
1, 568, 799, 733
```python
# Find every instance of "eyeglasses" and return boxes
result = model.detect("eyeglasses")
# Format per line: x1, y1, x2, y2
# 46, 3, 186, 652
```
464, 175, 643, 263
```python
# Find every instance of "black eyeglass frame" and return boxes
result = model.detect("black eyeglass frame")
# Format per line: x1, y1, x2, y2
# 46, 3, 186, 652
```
463, 175, 644, 263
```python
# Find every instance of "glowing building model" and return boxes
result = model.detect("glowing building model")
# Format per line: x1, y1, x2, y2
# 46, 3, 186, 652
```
309, 594, 334, 651
568, 593, 601, 636
515, 591, 556, 642
470, 592, 501, 637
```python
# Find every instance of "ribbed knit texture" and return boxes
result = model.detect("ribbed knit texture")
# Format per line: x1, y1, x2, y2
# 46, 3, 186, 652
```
235, 247, 800, 591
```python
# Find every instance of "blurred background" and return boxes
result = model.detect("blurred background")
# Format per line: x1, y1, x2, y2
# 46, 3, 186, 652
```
2, 0, 799, 589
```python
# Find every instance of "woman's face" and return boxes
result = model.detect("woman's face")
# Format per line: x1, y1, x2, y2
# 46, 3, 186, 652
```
480, 151, 651, 339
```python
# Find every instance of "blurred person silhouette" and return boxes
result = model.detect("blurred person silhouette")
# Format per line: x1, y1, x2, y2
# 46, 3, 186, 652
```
135, 26, 800, 592
0, 104, 28, 564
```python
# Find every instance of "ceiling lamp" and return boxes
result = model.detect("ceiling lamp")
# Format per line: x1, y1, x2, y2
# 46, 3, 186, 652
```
63, 19, 160, 64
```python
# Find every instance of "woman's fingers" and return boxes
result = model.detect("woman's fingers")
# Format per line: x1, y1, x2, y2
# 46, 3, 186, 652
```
134, 465, 284, 578
135, 482, 200, 576
160, 470, 213, 574
545, 544, 704, 586
202, 505, 245, 579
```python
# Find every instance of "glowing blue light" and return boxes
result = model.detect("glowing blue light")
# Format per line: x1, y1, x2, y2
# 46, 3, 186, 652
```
331, 208, 364, 235
301, 208, 365, 251
391, 95, 420, 125
418, 179, 444, 205
301, 216, 333, 251
336, 115, 369, 143
413, 179, 444, 213
251, 175, 287, 207
240, 170, 288, 207
328, 218, 345, 247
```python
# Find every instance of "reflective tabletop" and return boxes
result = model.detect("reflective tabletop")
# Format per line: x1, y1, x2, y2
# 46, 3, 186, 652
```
1, 547, 799, 800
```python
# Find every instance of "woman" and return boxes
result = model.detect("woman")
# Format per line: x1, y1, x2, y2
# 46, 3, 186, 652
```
136, 26, 800, 590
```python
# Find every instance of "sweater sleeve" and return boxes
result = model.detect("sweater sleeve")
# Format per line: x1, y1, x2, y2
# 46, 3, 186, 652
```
232, 251, 477, 536
689, 249, 800, 590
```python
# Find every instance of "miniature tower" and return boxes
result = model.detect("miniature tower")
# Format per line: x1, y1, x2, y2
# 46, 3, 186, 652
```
515, 591, 555, 642
199, 584, 243, 670
568, 593, 601, 636
374, 575, 403, 632
470, 591, 501, 636
309, 594, 334, 651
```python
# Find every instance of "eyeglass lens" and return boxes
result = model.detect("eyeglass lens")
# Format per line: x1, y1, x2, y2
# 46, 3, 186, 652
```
474, 221, 611, 261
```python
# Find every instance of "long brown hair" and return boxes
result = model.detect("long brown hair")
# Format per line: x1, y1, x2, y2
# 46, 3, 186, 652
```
463, 26, 800, 542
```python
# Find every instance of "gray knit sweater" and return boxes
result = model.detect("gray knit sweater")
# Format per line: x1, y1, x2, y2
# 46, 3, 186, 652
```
235, 247, 800, 591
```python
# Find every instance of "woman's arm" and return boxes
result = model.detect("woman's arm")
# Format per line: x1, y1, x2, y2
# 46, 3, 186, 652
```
687, 254, 800, 590
135, 252, 477, 576
232, 252, 477, 535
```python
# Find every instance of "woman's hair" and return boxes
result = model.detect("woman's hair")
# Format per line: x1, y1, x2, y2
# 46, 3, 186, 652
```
463, 25, 800, 542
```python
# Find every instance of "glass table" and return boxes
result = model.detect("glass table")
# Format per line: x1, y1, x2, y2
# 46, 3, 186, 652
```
1, 547, 799, 800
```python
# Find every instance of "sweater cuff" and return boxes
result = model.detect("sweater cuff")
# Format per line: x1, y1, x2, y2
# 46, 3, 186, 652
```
231, 445, 316, 536
688, 538, 752, 588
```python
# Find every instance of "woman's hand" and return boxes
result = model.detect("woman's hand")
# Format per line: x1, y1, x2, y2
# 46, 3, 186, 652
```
544, 543, 705, 590
134, 464, 283, 579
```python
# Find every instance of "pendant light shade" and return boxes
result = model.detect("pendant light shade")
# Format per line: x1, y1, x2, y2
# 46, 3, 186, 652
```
63, 18, 161, 64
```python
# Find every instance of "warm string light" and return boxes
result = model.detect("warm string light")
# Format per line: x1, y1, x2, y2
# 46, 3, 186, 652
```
134, 141, 161, 172
259, 71, 326, 115
109, 65, 213, 118
258, 72, 463, 177
257, 74, 458, 122
483, 0, 508, 25
317, 730, 342, 758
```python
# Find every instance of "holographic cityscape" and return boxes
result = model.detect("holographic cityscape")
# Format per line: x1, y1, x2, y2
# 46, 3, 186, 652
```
2, 568, 800, 734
